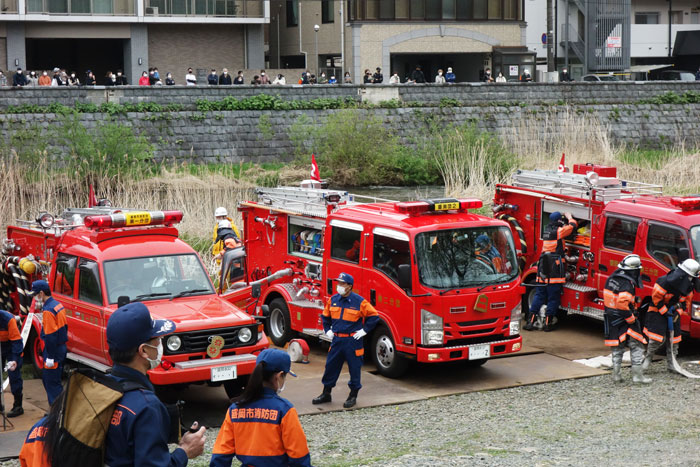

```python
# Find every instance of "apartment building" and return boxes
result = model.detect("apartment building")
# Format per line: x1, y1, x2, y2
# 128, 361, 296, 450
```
270, 0, 532, 83
0, 0, 269, 84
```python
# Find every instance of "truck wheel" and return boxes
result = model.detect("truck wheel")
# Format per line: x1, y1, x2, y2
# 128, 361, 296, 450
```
372, 324, 408, 378
28, 330, 44, 376
266, 298, 294, 346
224, 375, 250, 399
522, 284, 536, 318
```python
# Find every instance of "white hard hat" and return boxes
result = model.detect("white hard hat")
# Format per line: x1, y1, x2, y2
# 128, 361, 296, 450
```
618, 254, 642, 270
678, 259, 700, 278
218, 219, 232, 229
214, 207, 228, 217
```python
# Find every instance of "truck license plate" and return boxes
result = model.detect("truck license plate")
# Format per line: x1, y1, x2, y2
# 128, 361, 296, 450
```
469, 344, 490, 360
211, 365, 237, 382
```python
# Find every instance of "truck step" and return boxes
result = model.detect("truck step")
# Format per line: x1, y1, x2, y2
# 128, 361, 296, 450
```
565, 306, 604, 321
302, 328, 331, 342
67, 352, 111, 373
563, 282, 597, 293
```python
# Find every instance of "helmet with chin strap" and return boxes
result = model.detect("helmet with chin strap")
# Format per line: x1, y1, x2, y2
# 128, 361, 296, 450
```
618, 254, 642, 271
678, 258, 700, 278
214, 206, 228, 218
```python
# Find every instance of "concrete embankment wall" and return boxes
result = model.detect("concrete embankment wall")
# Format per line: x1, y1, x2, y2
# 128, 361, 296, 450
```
0, 83, 698, 163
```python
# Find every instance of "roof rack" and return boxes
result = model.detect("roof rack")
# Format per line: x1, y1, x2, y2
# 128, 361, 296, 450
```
253, 187, 397, 218
511, 169, 663, 203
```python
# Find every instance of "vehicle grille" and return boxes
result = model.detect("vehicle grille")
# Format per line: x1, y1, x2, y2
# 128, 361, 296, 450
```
165, 326, 258, 355
459, 328, 496, 336
455, 318, 498, 326
446, 334, 512, 347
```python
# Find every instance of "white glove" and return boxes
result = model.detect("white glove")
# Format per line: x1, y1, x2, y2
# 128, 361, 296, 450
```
353, 329, 367, 340
44, 358, 55, 368
6, 361, 17, 371
325, 329, 334, 339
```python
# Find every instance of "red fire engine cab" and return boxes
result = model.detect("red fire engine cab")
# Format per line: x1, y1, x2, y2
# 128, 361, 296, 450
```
493, 163, 700, 338
221, 186, 523, 377
1, 206, 268, 397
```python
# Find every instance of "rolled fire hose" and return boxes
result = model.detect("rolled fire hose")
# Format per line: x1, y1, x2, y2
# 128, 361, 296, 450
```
497, 214, 527, 255
287, 338, 310, 363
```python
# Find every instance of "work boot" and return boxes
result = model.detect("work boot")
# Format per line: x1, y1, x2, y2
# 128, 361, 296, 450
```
312, 386, 332, 405
543, 316, 557, 332
642, 340, 662, 371
631, 365, 652, 384
666, 342, 680, 374
523, 312, 537, 331
611, 347, 624, 383
7, 393, 23, 418
343, 389, 359, 409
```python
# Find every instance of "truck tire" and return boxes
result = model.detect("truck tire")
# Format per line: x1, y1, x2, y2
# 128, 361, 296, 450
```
27, 329, 44, 376
224, 375, 250, 399
371, 324, 409, 378
266, 298, 295, 346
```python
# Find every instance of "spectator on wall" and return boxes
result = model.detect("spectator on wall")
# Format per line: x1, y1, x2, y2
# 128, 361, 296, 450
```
68, 71, 80, 86
208, 69, 219, 85
363, 69, 372, 84
328, 75, 337, 84
495, 72, 507, 83
219, 68, 232, 85
372, 67, 383, 83
12, 68, 27, 86
185, 68, 197, 86
38, 71, 51, 86
389, 72, 400, 84
139, 71, 150, 86
165, 72, 175, 85
272, 73, 286, 85
85, 70, 96, 86
116, 70, 128, 85
343, 71, 352, 84
234, 71, 245, 85
26, 71, 38, 87
435, 69, 445, 84
260, 70, 270, 84
410, 65, 426, 84
445, 67, 456, 83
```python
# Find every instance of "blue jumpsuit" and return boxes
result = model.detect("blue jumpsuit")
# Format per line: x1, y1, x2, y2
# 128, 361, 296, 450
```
0, 310, 23, 397
321, 292, 379, 390
41, 296, 68, 404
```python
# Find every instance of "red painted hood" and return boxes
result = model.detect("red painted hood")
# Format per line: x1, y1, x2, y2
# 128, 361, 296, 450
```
142, 294, 255, 332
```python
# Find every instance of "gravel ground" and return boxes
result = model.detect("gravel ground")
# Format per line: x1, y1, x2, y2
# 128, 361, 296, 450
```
4, 361, 700, 467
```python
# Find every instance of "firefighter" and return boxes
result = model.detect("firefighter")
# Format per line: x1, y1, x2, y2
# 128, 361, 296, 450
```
312, 273, 379, 408
30, 280, 68, 404
524, 211, 577, 332
0, 309, 24, 417
210, 348, 312, 467
603, 254, 651, 383
212, 207, 241, 261
475, 234, 503, 273
215, 219, 242, 253
642, 258, 700, 373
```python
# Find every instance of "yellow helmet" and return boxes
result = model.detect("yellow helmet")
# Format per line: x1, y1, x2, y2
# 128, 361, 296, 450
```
19, 257, 37, 275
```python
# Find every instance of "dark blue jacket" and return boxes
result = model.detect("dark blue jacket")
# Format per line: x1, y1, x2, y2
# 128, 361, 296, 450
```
322, 292, 379, 335
41, 296, 68, 362
12, 72, 27, 86
0, 309, 23, 362
105, 365, 188, 467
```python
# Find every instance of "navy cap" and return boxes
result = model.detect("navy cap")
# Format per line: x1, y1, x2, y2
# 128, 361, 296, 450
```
549, 212, 563, 223
107, 302, 175, 352
30, 280, 50, 295
257, 348, 297, 377
334, 272, 354, 285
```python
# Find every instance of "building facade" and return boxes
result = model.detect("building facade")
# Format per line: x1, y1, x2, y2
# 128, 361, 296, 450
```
270, 0, 529, 83
0, 0, 269, 84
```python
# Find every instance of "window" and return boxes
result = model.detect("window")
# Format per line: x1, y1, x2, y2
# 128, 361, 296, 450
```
603, 216, 639, 252
670, 10, 683, 24
443, 0, 456, 19
635, 12, 659, 24
78, 259, 103, 306
488, 0, 501, 19
410, 0, 425, 18
286, 0, 298, 26
647, 222, 688, 269
373, 229, 411, 283
54, 254, 77, 296
473, 0, 487, 19
322, 0, 334, 23
330, 225, 363, 264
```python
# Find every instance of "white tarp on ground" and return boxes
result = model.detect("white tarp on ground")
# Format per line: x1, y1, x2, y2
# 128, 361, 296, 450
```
574, 351, 631, 368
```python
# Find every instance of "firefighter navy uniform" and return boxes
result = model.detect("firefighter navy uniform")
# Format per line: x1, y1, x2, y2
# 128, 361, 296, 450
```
643, 264, 697, 372
210, 387, 312, 467
40, 295, 68, 405
0, 309, 23, 416
320, 291, 379, 392
105, 365, 188, 467
19, 417, 50, 466
603, 256, 651, 383
525, 212, 577, 331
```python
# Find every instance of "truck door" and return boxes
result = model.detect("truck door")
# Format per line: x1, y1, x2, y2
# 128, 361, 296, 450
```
643, 221, 689, 288
72, 258, 108, 363
325, 219, 365, 297
597, 214, 641, 292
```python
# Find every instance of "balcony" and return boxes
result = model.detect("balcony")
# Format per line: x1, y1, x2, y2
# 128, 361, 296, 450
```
348, 0, 523, 22
26, 0, 135, 14
145, 0, 262, 17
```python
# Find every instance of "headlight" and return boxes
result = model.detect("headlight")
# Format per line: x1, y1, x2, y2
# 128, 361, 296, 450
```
509, 302, 522, 336
421, 309, 443, 346
238, 327, 253, 343
692, 303, 700, 320
37, 212, 54, 228
166, 335, 181, 352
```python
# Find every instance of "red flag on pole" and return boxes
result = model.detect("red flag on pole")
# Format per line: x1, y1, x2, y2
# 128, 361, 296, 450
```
558, 153, 567, 173
88, 184, 97, 208
310, 154, 321, 181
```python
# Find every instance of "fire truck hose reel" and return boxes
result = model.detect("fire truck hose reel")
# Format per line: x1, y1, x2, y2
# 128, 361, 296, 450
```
497, 214, 527, 254
5, 258, 31, 315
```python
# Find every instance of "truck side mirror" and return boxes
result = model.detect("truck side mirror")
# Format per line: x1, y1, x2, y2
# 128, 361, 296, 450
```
251, 282, 261, 299
117, 296, 130, 307
398, 264, 411, 291
678, 248, 690, 262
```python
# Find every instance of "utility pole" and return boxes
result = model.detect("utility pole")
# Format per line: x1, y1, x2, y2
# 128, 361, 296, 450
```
668, 0, 672, 57
547, 0, 555, 72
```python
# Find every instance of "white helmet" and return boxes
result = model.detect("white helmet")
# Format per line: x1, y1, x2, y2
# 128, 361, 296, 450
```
618, 254, 642, 270
678, 258, 700, 278
214, 207, 228, 218
218, 219, 232, 229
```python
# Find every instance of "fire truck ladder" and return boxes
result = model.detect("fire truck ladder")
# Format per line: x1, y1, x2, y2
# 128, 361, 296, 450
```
511, 170, 663, 203
253, 187, 397, 218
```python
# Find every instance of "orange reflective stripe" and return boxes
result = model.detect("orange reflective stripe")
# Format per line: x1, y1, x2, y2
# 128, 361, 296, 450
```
212, 410, 237, 456
627, 329, 647, 344
672, 335, 682, 344
643, 328, 664, 343
604, 339, 619, 346
659, 306, 668, 315
617, 292, 634, 310
625, 315, 636, 324
280, 408, 310, 460
618, 333, 627, 342
557, 222, 576, 239
603, 289, 616, 308
542, 240, 557, 253
548, 278, 566, 284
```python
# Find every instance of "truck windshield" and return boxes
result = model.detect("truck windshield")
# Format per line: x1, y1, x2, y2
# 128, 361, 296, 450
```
104, 254, 214, 304
691, 226, 700, 262
415, 226, 518, 289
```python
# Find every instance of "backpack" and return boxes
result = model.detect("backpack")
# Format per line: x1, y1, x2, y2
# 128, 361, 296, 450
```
43, 368, 183, 467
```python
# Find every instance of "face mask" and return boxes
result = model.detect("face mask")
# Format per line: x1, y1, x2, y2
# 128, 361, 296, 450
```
336, 285, 348, 295
43, 72, 47, 76
223, 71, 227, 74
262, 73, 265, 76
439, 72, 443, 76
143, 341, 163, 370
277, 378, 286, 394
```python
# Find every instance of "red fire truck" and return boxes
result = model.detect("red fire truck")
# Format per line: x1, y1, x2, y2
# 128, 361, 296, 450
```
221, 186, 523, 377
493, 163, 700, 338
1, 206, 268, 397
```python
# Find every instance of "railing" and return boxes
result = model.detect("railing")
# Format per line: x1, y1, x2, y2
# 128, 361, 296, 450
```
145, 0, 262, 17
0, 0, 19, 13
26, 0, 135, 14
